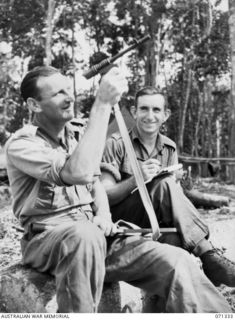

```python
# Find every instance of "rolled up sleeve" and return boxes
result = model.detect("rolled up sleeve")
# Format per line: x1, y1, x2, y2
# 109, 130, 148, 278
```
101, 137, 124, 182
7, 136, 69, 186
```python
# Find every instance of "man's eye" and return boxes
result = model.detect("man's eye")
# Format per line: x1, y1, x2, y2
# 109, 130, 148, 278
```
53, 91, 61, 96
140, 107, 148, 111
55, 88, 72, 96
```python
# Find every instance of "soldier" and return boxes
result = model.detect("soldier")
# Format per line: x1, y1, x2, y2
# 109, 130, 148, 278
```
101, 86, 235, 288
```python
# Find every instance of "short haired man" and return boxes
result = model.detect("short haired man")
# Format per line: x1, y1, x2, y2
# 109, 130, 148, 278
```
101, 86, 235, 288
6, 71, 232, 313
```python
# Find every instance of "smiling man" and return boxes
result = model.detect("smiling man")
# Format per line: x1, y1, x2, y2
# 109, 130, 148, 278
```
101, 86, 235, 288
5, 65, 127, 312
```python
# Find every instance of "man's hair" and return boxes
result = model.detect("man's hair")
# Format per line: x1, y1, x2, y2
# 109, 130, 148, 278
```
134, 86, 167, 109
20, 66, 60, 102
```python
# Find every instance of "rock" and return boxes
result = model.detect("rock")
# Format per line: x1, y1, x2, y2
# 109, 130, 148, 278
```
0, 223, 7, 239
118, 282, 143, 313
0, 262, 143, 313
0, 263, 56, 313
142, 293, 165, 313
0, 186, 11, 203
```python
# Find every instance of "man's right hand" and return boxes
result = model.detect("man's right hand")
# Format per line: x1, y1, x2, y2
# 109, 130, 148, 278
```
140, 158, 162, 182
95, 67, 128, 107
93, 216, 119, 237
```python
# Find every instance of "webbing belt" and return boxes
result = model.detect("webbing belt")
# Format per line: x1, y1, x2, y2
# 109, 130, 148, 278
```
113, 104, 161, 240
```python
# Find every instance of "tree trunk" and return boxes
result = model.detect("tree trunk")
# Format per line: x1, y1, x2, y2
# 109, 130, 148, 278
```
205, 77, 213, 157
216, 118, 221, 158
228, 0, 235, 182
178, 66, 192, 152
145, 37, 157, 86
193, 80, 203, 157
71, 0, 77, 117
45, 0, 55, 66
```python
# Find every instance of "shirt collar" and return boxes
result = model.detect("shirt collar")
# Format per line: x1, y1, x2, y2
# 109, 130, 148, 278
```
32, 118, 74, 146
156, 133, 164, 154
130, 125, 141, 141
130, 125, 164, 155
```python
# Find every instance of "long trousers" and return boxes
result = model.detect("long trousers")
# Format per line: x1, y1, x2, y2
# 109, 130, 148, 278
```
21, 217, 232, 313
111, 175, 209, 252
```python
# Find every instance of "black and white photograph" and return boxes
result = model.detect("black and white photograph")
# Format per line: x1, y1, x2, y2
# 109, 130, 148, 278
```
0, 0, 235, 316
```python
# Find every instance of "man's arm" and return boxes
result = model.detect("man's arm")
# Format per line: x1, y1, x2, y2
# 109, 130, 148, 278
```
101, 157, 162, 206
60, 67, 127, 185
91, 178, 118, 236
101, 171, 136, 206
100, 135, 137, 206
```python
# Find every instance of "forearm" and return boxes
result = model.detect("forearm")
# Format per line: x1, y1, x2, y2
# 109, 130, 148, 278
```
105, 176, 137, 206
62, 101, 112, 185
80, 101, 112, 171
92, 179, 112, 221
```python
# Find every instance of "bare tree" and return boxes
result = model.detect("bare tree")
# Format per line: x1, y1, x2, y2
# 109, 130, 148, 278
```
177, 0, 212, 153
45, 0, 55, 66
228, 0, 235, 182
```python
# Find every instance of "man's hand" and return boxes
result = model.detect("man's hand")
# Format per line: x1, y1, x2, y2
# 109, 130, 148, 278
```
140, 159, 161, 182
93, 216, 119, 237
175, 168, 185, 183
95, 67, 128, 107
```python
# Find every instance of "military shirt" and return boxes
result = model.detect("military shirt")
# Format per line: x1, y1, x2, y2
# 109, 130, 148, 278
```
6, 120, 94, 228
101, 126, 178, 181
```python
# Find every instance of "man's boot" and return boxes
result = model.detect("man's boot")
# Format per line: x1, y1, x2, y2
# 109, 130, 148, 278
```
201, 248, 235, 287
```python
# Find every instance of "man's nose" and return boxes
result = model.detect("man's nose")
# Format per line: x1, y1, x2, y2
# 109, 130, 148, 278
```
147, 109, 155, 119
65, 89, 75, 102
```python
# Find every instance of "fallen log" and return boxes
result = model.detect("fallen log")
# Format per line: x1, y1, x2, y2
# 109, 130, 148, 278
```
184, 189, 230, 209
178, 166, 230, 209
0, 262, 143, 313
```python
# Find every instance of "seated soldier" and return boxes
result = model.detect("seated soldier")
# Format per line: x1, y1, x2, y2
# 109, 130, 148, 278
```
101, 86, 235, 288
6, 68, 232, 313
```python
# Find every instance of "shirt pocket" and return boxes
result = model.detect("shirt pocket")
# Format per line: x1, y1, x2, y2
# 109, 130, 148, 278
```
34, 181, 55, 210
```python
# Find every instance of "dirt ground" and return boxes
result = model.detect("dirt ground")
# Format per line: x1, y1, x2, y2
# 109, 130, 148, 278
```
196, 180, 235, 262
194, 180, 235, 311
0, 179, 235, 312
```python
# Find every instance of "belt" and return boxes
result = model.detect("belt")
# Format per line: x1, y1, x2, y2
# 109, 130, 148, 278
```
113, 104, 161, 240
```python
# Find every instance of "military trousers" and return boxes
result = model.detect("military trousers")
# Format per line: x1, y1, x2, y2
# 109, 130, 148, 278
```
110, 175, 209, 252
21, 216, 231, 313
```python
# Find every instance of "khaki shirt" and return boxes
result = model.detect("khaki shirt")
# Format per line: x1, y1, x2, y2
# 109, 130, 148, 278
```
6, 122, 94, 228
101, 126, 178, 181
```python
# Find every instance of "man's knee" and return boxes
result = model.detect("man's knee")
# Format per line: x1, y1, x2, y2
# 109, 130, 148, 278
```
149, 176, 183, 204
135, 242, 198, 292
71, 221, 106, 244
163, 245, 200, 281
59, 222, 107, 257
153, 243, 195, 272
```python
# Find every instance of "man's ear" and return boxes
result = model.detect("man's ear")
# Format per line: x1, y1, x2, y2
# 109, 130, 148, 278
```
26, 97, 42, 113
130, 105, 137, 119
164, 108, 171, 122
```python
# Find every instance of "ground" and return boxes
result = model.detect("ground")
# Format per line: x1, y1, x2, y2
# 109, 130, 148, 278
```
0, 179, 235, 312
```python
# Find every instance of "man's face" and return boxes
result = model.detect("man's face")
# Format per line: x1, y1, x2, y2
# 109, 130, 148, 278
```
36, 73, 75, 123
133, 94, 169, 136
